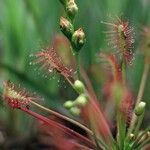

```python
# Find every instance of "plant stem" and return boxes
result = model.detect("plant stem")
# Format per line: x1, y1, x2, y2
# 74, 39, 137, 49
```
128, 63, 149, 134
135, 137, 150, 150
30, 101, 93, 136
133, 112, 145, 137
116, 59, 126, 149
131, 126, 150, 148
117, 112, 126, 149
75, 52, 81, 79
21, 107, 96, 149
136, 63, 149, 105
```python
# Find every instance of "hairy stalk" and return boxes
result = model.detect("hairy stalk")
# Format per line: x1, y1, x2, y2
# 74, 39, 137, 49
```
21, 107, 96, 149
128, 63, 149, 134
30, 101, 93, 136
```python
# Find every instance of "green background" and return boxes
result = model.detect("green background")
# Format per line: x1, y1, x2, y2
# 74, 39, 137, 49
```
0, 0, 150, 142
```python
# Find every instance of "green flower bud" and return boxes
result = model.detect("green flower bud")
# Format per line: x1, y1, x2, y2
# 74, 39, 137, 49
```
75, 94, 88, 107
64, 100, 74, 109
74, 80, 85, 94
66, 0, 78, 20
135, 102, 146, 116
70, 106, 80, 116
129, 133, 134, 140
60, 17, 74, 39
72, 28, 86, 52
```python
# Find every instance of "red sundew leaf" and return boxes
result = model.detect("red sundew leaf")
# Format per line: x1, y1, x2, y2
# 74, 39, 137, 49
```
33, 48, 74, 79
21, 107, 96, 149
3, 80, 37, 109
99, 53, 122, 82
80, 94, 113, 145
80, 69, 113, 143
102, 17, 135, 64
119, 88, 134, 125
38, 122, 91, 150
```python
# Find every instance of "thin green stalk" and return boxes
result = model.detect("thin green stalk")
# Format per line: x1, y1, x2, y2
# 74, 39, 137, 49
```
117, 111, 126, 149
132, 112, 145, 137
128, 63, 149, 135
116, 59, 127, 149
75, 52, 81, 79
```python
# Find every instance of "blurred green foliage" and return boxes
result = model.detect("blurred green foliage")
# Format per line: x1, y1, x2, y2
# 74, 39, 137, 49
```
0, 0, 150, 137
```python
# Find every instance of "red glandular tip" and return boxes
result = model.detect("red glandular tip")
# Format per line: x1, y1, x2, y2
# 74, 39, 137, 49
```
102, 17, 135, 64
33, 48, 74, 78
3, 81, 35, 109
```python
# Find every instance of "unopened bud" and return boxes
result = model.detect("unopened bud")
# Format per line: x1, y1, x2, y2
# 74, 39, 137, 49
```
66, 0, 78, 20
74, 80, 85, 94
129, 133, 134, 140
70, 106, 80, 116
72, 28, 86, 52
60, 17, 74, 39
135, 102, 146, 116
75, 94, 88, 107
64, 100, 74, 109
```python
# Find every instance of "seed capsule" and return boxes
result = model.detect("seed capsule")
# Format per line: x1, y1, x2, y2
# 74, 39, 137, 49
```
135, 102, 146, 116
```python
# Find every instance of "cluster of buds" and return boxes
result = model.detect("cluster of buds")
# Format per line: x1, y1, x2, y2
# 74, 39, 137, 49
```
59, 0, 86, 53
64, 80, 88, 116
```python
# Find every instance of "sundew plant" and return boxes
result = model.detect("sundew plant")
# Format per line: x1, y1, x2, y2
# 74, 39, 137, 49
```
1, 0, 150, 149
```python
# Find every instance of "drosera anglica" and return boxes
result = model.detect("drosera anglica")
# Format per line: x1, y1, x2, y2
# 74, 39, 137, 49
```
101, 17, 135, 64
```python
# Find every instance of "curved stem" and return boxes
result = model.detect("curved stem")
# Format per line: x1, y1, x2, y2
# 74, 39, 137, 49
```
128, 63, 149, 135
30, 101, 93, 136
21, 107, 96, 149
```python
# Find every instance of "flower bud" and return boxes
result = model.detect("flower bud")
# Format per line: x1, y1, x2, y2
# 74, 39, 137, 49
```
70, 106, 80, 116
135, 102, 146, 116
60, 17, 74, 39
74, 80, 85, 94
64, 100, 74, 109
72, 28, 86, 52
75, 94, 88, 107
66, 0, 78, 20
129, 133, 134, 140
